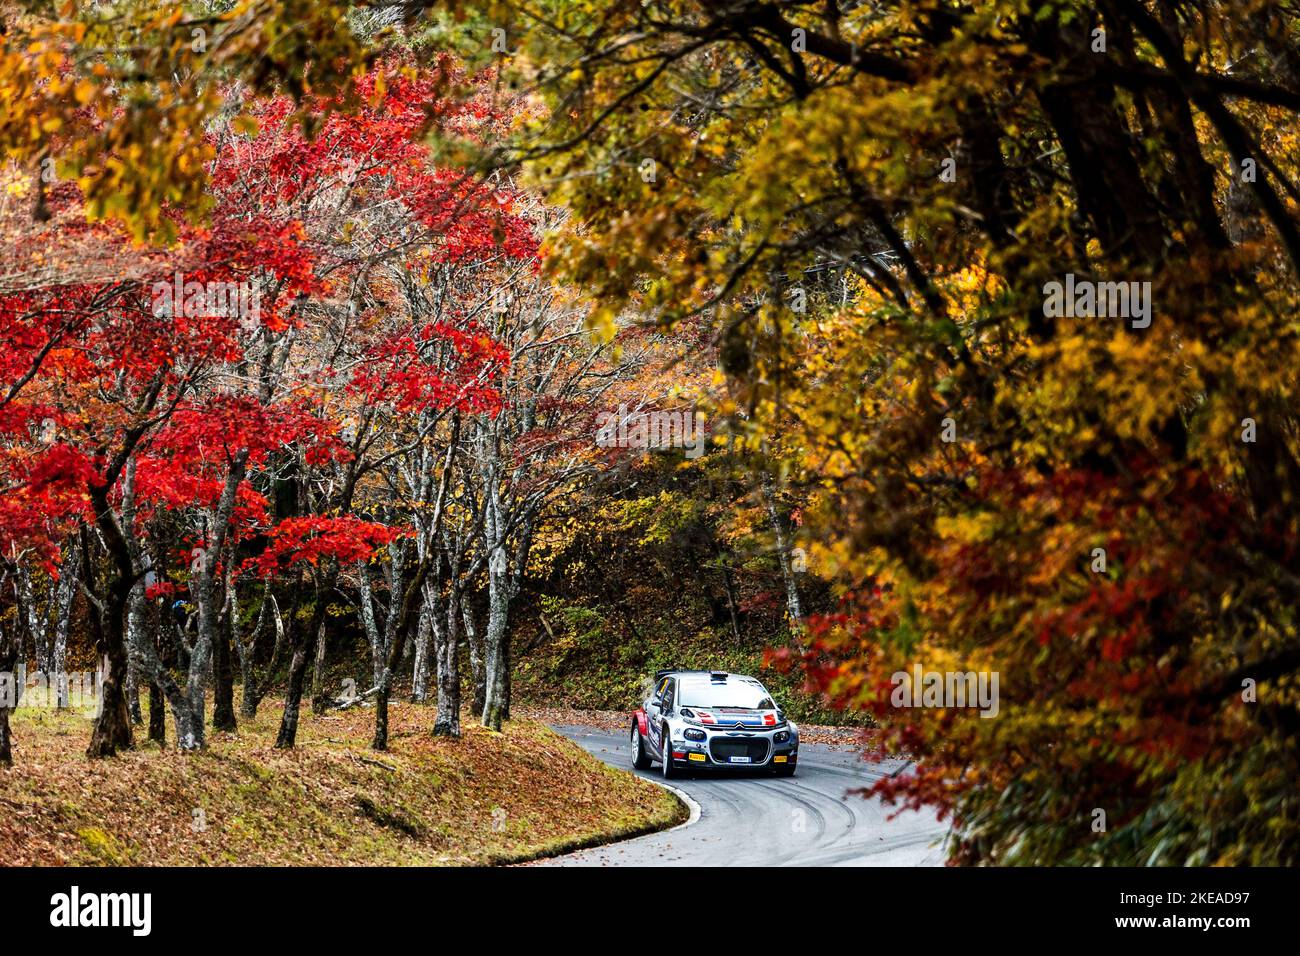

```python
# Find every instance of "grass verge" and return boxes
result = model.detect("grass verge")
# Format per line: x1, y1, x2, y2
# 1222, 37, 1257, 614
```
0, 699, 685, 866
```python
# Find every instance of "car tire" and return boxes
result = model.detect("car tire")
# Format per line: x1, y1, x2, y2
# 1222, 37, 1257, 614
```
630, 721, 651, 770
661, 725, 679, 779
774, 763, 796, 777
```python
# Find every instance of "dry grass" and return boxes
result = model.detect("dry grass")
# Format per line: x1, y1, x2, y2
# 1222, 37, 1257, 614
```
0, 699, 685, 866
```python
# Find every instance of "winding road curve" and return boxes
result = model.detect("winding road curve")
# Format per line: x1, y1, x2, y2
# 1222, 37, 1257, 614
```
544, 724, 950, 866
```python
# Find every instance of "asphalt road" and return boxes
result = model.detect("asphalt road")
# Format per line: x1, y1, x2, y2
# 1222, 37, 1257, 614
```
544, 724, 950, 866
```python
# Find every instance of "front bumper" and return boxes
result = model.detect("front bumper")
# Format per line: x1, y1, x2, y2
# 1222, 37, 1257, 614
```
665, 724, 799, 770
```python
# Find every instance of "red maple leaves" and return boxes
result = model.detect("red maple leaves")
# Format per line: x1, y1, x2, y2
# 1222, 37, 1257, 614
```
247, 516, 404, 576
0, 58, 529, 576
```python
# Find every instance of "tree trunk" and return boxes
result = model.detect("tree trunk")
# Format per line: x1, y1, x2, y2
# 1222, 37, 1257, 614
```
0, 619, 16, 766
125, 589, 210, 752
481, 564, 511, 731
125, 580, 146, 724
122, 568, 167, 746
174, 699, 205, 750
373, 421, 455, 746
50, 547, 78, 708
125, 618, 199, 751
236, 584, 282, 719
760, 470, 804, 628
83, 521, 134, 759
237, 684, 258, 720
357, 561, 385, 688
112, 443, 222, 753
310, 618, 329, 715
178, 610, 211, 751
87, 626, 134, 757
432, 587, 461, 737
275, 599, 324, 749
371, 555, 433, 751
211, 601, 237, 731
125, 650, 142, 724
191, 451, 248, 741
148, 680, 166, 745
275, 643, 312, 748
359, 543, 410, 722
372, 672, 390, 750
83, 377, 165, 758
501, 627, 511, 721
411, 591, 434, 703
16, 564, 48, 682
465, 600, 485, 717
0, 703, 11, 766
720, 562, 743, 648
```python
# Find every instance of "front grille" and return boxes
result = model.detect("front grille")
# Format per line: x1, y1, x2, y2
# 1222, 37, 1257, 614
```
709, 737, 771, 764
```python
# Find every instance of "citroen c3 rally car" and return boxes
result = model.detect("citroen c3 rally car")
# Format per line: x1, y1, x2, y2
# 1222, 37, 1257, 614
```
630, 669, 799, 778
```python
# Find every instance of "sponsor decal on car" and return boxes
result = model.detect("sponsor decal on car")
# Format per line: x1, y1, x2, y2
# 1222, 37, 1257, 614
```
694, 710, 776, 727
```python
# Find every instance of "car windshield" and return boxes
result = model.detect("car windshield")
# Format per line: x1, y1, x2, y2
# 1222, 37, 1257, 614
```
678, 679, 774, 710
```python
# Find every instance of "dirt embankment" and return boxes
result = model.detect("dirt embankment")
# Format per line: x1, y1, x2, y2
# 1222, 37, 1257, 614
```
0, 702, 684, 866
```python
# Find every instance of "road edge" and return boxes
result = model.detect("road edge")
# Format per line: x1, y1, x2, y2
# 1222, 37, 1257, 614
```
516, 727, 703, 865
645, 776, 703, 832
525, 774, 701, 866
501, 725, 697, 865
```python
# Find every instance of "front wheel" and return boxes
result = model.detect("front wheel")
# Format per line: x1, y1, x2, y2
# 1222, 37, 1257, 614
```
630, 721, 651, 770
773, 763, 796, 777
661, 726, 679, 779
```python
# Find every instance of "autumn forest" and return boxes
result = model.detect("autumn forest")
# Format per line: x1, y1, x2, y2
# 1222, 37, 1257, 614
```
1, 0, 1299, 878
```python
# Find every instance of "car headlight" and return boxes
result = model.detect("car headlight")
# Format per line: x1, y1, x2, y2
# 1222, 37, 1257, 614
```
774, 730, 791, 743
683, 728, 706, 742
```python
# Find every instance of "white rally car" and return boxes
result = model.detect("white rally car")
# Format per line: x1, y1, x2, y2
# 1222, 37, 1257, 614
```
631, 669, 799, 778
